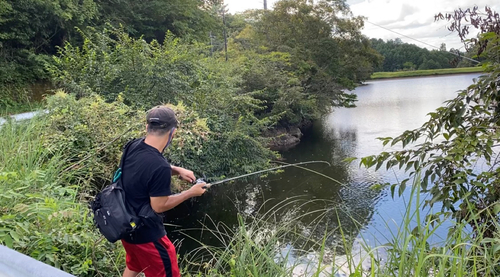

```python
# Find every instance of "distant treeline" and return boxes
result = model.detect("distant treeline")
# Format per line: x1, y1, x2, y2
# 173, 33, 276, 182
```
370, 38, 478, 72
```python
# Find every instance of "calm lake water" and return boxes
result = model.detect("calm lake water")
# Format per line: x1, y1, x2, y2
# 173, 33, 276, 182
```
165, 73, 483, 259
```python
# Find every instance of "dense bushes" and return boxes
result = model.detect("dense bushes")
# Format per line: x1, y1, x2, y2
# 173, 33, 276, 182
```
50, 27, 327, 127
42, 90, 277, 184
0, 90, 275, 275
49, 28, 290, 178
44, 91, 144, 190
0, 0, 219, 86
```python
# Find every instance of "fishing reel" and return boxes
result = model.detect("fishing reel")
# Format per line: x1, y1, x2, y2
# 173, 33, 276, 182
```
193, 177, 211, 189
193, 178, 205, 184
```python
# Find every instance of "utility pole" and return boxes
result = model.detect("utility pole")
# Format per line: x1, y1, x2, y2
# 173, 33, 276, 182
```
209, 31, 214, 56
222, 6, 228, 61
264, 0, 267, 10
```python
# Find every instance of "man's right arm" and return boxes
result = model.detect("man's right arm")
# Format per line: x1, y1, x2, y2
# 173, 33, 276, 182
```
149, 183, 207, 213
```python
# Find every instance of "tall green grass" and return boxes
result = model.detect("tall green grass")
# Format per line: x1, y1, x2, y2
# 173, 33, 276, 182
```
180, 179, 500, 277
0, 117, 123, 276
371, 67, 484, 79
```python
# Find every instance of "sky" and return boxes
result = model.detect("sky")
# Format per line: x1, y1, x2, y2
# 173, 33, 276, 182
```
225, 0, 500, 51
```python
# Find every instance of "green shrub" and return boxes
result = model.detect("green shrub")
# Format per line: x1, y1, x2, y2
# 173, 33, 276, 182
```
50, 28, 281, 178
43, 91, 144, 192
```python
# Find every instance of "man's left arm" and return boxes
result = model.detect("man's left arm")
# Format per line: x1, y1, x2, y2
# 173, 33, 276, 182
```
171, 165, 196, 183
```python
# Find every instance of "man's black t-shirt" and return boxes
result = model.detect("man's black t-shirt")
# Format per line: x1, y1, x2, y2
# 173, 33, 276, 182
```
121, 138, 172, 244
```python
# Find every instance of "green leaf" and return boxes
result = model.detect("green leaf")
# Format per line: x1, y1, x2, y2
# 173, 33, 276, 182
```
9, 231, 20, 242
399, 180, 407, 196
2, 234, 13, 248
342, 157, 357, 164
492, 244, 500, 254
390, 184, 397, 198
494, 204, 500, 215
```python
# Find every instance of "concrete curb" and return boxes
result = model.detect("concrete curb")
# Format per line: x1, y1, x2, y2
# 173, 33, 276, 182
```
0, 245, 75, 277
0, 110, 48, 126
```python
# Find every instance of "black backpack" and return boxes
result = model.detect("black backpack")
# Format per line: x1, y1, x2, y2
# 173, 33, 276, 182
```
90, 139, 141, 243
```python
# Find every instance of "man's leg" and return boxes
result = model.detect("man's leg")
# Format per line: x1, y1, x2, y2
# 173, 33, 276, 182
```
149, 236, 180, 277
121, 240, 143, 276
123, 267, 140, 277
122, 236, 180, 277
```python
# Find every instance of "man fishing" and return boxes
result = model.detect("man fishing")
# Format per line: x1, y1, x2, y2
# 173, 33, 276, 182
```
121, 106, 207, 277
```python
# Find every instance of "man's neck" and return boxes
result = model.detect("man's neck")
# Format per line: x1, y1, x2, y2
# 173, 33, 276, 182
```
144, 135, 167, 153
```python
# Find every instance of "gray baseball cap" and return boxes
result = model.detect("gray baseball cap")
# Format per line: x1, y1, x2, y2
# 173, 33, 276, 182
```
146, 106, 178, 129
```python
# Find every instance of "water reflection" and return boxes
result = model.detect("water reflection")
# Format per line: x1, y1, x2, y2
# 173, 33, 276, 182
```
29, 82, 54, 101
165, 73, 483, 258
165, 118, 382, 256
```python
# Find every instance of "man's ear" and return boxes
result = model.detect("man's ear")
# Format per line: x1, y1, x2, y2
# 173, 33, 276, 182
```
165, 127, 176, 147
168, 128, 175, 140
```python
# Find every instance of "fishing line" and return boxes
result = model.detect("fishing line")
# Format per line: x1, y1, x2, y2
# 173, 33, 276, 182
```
271, 161, 378, 222
273, 161, 368, 209
191, 160, 368, 225
271, 160, 346, 186
197, 160, 331, 188
365, 20, 481, 64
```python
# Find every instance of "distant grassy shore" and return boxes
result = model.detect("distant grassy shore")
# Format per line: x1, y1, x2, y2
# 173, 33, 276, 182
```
371, 67, 484, 79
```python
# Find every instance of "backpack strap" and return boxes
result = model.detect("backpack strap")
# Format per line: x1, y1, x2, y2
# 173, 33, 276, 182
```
112, 139, 137, 183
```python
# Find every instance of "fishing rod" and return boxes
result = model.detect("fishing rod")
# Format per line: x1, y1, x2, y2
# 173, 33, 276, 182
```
194, 160, 331, 188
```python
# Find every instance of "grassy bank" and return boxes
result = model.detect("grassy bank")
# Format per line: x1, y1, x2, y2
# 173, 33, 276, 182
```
370, 67, 484, 79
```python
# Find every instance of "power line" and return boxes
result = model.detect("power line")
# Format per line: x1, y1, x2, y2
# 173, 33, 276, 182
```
365, 20, 480, 64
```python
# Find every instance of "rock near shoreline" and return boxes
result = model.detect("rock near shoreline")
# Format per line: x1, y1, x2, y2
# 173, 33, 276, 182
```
266, 120, 313, 151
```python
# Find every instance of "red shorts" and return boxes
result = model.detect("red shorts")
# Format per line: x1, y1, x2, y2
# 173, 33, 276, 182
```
121, 235, 180, 277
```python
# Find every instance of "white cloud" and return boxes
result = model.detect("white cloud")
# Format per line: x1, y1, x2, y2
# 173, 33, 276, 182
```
350, 0, 500, 50
225, 0, 276, 13
225, 0, 500, 50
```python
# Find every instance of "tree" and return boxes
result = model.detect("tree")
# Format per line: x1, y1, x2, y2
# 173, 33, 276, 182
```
0, 0, 98, 84
94, 0, 221, 43
361, 6, 500, 238
439, 43, 446, 51
0, 0, 98, 54
0, 0, 222, 87
240, 0, 381, 104
418, 58, 441, 69
402, 61, 416, 71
